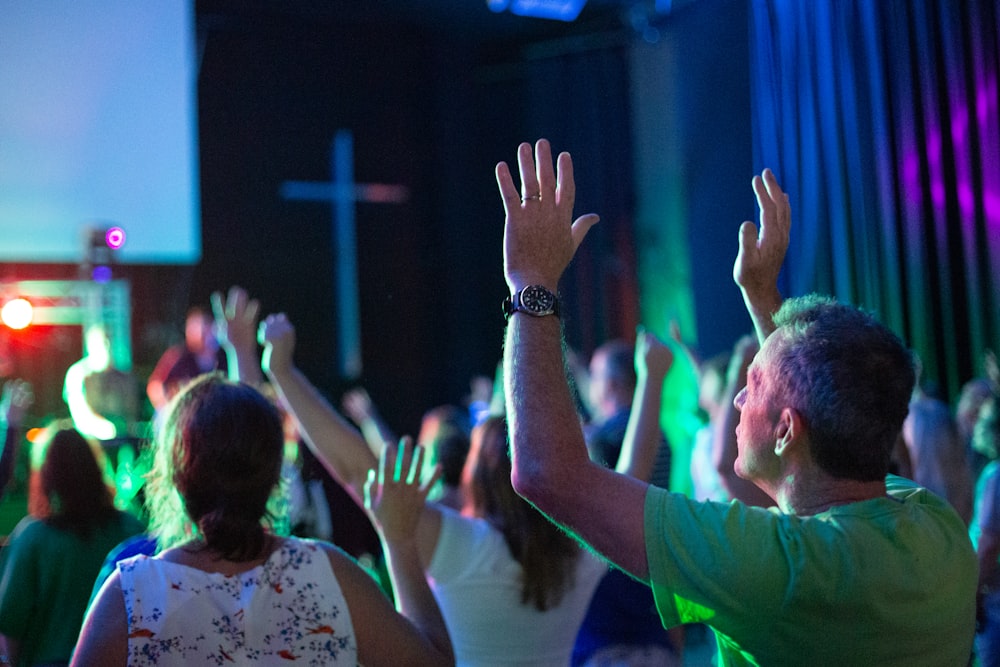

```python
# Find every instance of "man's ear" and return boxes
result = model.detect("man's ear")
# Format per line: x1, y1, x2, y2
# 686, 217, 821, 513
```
773, 408, 803, 457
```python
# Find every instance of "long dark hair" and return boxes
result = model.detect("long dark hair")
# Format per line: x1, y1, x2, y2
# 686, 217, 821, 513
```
38, 427, 118, 539
464, 415, 580, 611
146, 374, 286, 561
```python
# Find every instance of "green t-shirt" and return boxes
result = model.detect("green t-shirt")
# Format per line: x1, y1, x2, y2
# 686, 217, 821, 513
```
0, 511, 145, 665
644, 475, 976, 666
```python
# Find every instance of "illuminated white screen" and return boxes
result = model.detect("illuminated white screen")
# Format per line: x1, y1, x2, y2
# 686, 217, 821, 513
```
0, 0, 200, 263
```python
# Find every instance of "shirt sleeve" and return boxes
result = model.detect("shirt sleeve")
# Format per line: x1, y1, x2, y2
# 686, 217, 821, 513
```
643, 485, 790, 630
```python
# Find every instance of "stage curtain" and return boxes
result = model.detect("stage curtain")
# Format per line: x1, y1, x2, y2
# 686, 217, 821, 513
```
750, 0, 1000, 400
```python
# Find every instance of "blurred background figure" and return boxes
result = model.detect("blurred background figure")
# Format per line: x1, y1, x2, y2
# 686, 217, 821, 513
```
145, 306, 227, 413
62, 325, 142, 442
573, 330, 682, 667
343, 388, 472, 511
958, 351, 999, 484
903, 391, 974, 525
585, 338, 671, 489
970, 393, 1000, 665
0, 424, 144, 666
959, 378, 996, 480
0, 379, 33, 502
415, 404, 471, 510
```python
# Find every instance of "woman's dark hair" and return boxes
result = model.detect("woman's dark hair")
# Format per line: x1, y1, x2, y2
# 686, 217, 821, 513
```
465, 415, 580, 611
146, 373, 285, 561
40, 427, 117, 538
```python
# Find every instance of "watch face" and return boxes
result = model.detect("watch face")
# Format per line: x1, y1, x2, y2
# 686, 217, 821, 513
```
521, 285, 555, 314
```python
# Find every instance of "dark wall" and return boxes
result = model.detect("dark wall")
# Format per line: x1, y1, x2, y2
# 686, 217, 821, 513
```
188, 4, 612, 433
189, 4, 637, 433
193, 10, 465, 433
671, 0, 755, 359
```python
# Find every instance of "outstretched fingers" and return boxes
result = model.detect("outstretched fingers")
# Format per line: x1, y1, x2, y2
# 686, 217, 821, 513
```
535, 140, 556, 197
518, 142, 541, 200
496, 161, 520, 215
755, 169, 790, 248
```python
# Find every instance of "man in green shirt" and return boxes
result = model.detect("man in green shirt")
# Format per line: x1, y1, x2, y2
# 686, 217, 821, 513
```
496, 139, 976, 665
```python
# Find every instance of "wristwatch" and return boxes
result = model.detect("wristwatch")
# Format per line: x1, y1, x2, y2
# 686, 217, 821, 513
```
502, 285, 559, 320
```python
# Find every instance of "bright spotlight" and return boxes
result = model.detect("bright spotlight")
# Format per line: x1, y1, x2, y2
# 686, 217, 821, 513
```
1, 298, 33, 330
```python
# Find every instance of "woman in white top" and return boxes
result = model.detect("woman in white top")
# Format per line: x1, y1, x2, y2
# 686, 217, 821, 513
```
72, 373, 454, 666
259, 313, 672, 666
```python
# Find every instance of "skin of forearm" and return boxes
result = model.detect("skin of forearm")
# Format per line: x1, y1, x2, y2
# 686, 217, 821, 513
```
381, 537, 453, 664
359, 418, 396, 456
504, 316, 589, 500
224, 342, 263, 387
504, 314, 607, 531
266, 365, 376, 501
618, 372, 666, 482
739, 285, 782, 344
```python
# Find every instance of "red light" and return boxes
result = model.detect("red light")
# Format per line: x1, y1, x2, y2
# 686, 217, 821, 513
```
1, 298, 33, 329
106, 226, 126, 249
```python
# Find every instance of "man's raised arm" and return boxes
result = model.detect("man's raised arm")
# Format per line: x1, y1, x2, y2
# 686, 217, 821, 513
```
499, 140, 651, 579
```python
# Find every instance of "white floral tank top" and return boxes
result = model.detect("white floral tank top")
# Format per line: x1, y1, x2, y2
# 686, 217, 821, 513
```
118, 537, 356, 665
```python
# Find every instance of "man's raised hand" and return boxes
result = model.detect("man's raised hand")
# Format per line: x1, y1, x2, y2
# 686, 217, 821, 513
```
733, 168, 790, 342
496, 139, 599, 293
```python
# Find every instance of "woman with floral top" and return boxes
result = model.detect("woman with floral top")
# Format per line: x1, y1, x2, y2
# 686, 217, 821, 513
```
72, 374, 453, 666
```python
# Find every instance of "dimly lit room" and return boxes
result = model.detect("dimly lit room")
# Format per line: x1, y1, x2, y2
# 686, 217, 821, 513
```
1, 1, 998, 664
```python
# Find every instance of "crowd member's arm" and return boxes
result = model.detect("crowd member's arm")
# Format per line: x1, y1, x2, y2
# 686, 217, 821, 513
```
342, 387, 398, 456
63, 361, 116, 440
259, 315, 379, 500
668, 320, 701, 377
616, 328, 673, 483
259, 315, 441, 566
713, 335, 775, 506
211, 286, 263, 387
978, 527, 1000, 626
498, 140, 657, 579
146, 346, 182, 411
358, 438, 453, 666
986, 349, 999, 394
71, 575, 127, 665
975, 462, 1000, 627
733, 168, 790, 344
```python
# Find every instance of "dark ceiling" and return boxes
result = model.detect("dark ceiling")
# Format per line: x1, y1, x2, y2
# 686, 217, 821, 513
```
195, 0, 685, 45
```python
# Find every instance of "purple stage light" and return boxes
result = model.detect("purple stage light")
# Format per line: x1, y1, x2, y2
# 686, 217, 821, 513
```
106, 226, 126, 249
92, 265, 113, 283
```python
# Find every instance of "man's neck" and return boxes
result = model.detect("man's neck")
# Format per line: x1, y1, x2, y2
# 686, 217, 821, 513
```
776, 472, 887, 516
